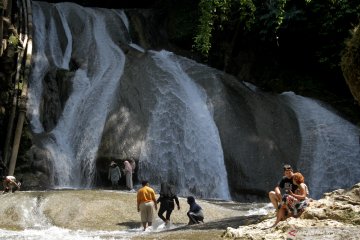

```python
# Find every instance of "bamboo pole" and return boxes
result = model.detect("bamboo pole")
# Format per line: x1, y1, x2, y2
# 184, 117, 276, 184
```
3, 42, 24, 166
3, 0, 26, 167
5, 0, 11, 19
7, 0, 32, 175
7, 96, 26, 175
0, 1, 4, 55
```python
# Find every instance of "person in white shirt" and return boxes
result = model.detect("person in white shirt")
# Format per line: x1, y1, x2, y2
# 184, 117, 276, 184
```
123, 160, 134, 190
2, 175, 21, 193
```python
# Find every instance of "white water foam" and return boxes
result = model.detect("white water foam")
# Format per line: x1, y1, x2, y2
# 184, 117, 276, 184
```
138, 50, 230, 200
28, 2, 125, 187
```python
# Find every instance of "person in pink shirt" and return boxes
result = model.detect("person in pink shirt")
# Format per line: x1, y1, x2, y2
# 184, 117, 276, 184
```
123, 160, 134, 190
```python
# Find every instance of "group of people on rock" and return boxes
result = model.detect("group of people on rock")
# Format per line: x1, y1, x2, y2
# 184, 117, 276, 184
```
268, 164, 310, 227
136, 180, 204, 231
108, 159, 136, 191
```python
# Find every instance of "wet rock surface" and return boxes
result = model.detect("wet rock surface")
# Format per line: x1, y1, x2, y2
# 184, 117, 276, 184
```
222, 182, 360, 240
0, 183, 360, 239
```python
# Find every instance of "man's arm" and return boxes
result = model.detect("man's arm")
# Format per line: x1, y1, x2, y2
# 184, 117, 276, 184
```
9, 179, 20, 188
274, 186, 282, 200
137, 191, 141, 212
151, 190, 157, 210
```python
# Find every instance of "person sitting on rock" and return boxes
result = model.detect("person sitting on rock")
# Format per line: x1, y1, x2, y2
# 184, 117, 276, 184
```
271, 172, 309, 227
269, 164, 298, 210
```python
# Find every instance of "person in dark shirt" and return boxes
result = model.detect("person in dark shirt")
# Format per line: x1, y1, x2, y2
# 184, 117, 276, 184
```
157, 182, 180, 226
186, 196, 204, 225
268, 164, 298, 210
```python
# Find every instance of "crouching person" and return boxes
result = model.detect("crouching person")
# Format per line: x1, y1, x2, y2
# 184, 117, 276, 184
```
186, 196, 204, 225
2, 176, 21, 194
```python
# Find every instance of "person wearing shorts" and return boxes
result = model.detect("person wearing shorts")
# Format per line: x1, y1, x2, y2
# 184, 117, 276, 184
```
268, 164, 298, 210
137, 180, 157, 230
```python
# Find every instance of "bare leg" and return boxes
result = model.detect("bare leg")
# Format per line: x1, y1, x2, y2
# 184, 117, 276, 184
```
271, 207, 286, 227
269, 191, 280, 209
142, 222, 147, 231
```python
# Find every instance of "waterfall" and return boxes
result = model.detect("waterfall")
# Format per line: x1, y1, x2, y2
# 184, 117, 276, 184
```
281, 92, 360, 199
28, 2, 126, 187
26, 1, 360, 200
138, 51, 230, 200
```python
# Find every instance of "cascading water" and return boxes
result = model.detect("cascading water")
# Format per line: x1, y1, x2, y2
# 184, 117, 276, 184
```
138, 51, 230, 200
281, 92, 360, 199
26, 1, 360, 200
28, 2, 126, 187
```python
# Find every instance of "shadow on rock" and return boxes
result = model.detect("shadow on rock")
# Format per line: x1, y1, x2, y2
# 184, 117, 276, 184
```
116, 221, 139, 228
168, 215, 265, 231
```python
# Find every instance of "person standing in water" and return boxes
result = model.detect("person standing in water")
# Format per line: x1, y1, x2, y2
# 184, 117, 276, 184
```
137, 180, 157, 231
157, 182, 180, 226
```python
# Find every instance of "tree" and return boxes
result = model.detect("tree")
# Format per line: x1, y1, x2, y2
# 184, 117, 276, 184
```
341, 25, 360, 105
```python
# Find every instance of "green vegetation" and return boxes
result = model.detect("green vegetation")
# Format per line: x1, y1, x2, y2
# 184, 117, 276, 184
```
341, 25, 360, 104
194, 0, 360, 67
8, 34, 19, 47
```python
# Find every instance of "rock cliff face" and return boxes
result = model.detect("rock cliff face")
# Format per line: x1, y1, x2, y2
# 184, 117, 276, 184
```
21, 3, 360, 201
96, 48, 301, 199
223, 182, 360, 239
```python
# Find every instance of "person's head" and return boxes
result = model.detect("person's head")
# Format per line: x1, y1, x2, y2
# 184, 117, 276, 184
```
110, 161, 116, 167
141, 180, 149, 186
283, 164, 293, 178
293, 172, 304, 185
187, 196, 195, 204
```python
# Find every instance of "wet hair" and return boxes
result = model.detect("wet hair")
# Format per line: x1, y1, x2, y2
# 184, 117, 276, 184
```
141, 180, 148, 186
293, 172, 304, 185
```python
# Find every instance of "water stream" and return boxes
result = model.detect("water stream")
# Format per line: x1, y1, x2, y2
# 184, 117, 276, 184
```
0, 191, 269, 239
139, 51, 230, 199
28, 2, 126, 187
281, 92, 360, 198
26, 1, 360, 201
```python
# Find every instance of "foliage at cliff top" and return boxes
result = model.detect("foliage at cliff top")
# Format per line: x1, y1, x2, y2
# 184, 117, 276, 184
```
341, 25, 360, 105
194, 0, 360, 68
